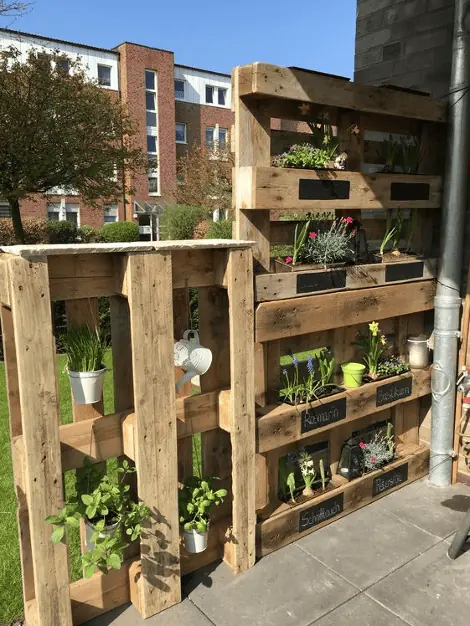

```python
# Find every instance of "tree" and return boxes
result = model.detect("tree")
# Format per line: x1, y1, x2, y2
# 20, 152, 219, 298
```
0, 47, 148, 242
175, 143, 233, 216
0, 1, 31, 16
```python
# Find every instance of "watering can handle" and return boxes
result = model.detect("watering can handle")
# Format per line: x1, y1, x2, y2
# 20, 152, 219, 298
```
175, 370, 194, 393
182, 329, 200, 343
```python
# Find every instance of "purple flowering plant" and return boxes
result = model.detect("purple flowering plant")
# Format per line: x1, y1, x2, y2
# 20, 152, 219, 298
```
280, 349, 337, 404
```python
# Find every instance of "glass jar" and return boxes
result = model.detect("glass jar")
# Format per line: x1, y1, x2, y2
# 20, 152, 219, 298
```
407, 334, 430, 369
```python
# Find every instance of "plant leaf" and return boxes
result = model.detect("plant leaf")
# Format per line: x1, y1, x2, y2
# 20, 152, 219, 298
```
51, 526, 65, 544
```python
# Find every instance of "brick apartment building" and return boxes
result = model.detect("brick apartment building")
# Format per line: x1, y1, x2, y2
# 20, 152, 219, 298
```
0, 28, 232, 234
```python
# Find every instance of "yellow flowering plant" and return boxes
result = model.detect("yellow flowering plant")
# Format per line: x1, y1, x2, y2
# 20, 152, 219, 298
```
356, 321, 388, 380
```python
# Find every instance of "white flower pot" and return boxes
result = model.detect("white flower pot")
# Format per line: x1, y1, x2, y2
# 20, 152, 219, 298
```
84, 519, 119, 551
183, 527, 209, 554
69, 368, 106, 404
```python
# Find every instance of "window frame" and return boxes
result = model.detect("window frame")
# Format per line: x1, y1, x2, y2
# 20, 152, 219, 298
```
205, 85, 214, 104
218, 88, 227, 106
97, 64, 112, 87
0, 203, 11, 218
175, 79, 185, 100
205, 126, 216, 148
175, 122, 187, 144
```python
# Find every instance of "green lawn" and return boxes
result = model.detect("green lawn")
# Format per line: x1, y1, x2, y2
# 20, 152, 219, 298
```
0, 351, 115, 626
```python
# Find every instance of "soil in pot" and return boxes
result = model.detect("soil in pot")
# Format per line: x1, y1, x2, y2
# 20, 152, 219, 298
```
372, 251, 421, 264
282, 482, 335, 506
280, 385, 344, 406
274, 259, 348, 273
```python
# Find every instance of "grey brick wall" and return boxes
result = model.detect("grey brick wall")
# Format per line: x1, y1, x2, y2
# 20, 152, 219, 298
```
355, 0, 454, 98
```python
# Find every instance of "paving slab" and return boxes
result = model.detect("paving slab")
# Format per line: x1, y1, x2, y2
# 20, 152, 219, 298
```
185, 544, 357, 626
84, 599, 212, 626
375, 477, 470, 538
311, 593, 408, 626
367, 540, 470, 626
296, 503, 439, 590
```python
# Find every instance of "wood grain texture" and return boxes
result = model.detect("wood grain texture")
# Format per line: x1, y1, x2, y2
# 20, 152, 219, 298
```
8, 255, 72, 625
226, 248, 256, 572
255, 281, 436, 342
257, 368, 431, 452
237, 167, 442, 211
0, 255, 10, 305
127, 252, 181, 617
255, 259, 437, 302
110, 296, 134, 412
237, 63, 446, 122
258, 444, 430, 556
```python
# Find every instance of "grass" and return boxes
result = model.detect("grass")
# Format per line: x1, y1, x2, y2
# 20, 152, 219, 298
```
0, 351, 115, 626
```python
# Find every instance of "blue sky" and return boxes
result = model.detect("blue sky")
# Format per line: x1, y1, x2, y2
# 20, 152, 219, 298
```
1, 0, 357, 77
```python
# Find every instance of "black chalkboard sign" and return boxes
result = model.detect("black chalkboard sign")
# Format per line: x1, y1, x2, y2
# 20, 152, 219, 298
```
376, 377, 412, 407
301, 397, 347, 434
299, 493, 344, 532
372, 463, 409, 497
299, 179, 350, 201
385, 261, 424, 283
390, 182, 430, 201
297, 269, 347, 294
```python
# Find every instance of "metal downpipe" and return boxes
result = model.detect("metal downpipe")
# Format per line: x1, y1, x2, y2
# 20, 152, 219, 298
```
430, 0, 470, 486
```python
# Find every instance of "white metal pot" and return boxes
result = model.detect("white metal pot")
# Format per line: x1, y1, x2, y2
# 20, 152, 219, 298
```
407, 335, 430, 369
84, 519, 119, 551
182, 527, 209, 554
69, 368, 106, 404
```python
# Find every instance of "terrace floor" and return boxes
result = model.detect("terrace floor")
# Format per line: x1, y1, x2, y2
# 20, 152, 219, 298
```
85, 478, 470, 626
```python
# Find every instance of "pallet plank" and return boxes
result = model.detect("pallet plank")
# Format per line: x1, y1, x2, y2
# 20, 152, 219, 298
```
255, 281, 436, 342
8, 255, 72, 626
126, 252, 181, 617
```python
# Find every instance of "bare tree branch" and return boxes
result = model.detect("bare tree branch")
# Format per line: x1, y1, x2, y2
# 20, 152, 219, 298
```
0, 1, 32, 16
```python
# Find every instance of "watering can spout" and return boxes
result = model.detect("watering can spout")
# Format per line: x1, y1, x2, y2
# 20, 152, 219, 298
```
175, 370, 194, 393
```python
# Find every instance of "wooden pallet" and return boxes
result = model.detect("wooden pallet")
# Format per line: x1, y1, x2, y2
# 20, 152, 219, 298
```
0, 241, 255, 626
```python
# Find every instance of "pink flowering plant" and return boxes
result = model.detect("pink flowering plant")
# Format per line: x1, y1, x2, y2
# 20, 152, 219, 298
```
301, 217, 355, 268
360, 422, 395, 472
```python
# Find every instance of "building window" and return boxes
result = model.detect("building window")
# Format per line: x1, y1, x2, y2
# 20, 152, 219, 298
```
97, 64, 111, 87
0, 203, 11, 218
47, 202, 61, 221
175, 79, 185, 100
205, 85, 214, 104
146, 91, 156, 111
57, 58, 70, 74
218, 128, 228, 147
176, 122, 187, 144
65, 203, 79, 226
145, 69, 156, 91
148, 175, 159, 194
206, 126, 215, 147
147, 135, 157, 153
104, 204, 118, 223
47, 201, 80, 225
218, 88, 227, 106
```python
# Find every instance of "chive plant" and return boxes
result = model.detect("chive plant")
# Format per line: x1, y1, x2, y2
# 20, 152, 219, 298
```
62, 325, 107, 372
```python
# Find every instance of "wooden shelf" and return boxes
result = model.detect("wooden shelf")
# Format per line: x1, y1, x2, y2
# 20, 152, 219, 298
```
255, 258, 437, 302
255, 280, 436, 342
236, 63, 446, 123
257, 368, 431, 453
236, 167, 442, 212
256, 443, 429, 556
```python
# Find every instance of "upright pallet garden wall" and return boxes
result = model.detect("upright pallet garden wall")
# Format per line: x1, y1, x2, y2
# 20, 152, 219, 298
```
0, 240, 255, 625
233, 62, 444, 556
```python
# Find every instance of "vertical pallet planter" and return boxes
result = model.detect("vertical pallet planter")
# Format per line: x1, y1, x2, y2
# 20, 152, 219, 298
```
0, 240, 255, 625
232, 63, 442, 555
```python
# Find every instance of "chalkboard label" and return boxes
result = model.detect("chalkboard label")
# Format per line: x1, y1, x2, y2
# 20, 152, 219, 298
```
297, 269, 347, 294
301, 397, 347, 434
385, 261, 424, 283
372, 463, 409, 497
376, 377, 412, 407
390, 182, 430, 201
299, 493, 344, 532
299, 179, 350, 201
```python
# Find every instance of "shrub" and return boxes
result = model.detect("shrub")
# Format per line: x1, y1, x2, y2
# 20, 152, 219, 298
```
205, 218, 234, 240
77, 225, 98, 243
161, 204, 207, 240
47, 220, 77, 244
99, 221, 139, 243
0, 216, 48, 245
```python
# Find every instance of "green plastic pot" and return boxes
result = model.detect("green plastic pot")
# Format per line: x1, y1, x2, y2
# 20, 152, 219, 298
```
341, 362, 366, 388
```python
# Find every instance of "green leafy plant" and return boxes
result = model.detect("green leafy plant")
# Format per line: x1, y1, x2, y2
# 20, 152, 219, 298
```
356, 321, 389, 380
272, 142, 338, 170
286, 471, 296, 503
399, 136, 424, 175
161, 204, 208, 240
319, 458, 326, 491
379, 209, 416, 256
47, 220, 78, 244
377, 356, 410, 377
280, 352, 338, 404
77, 224, 98, 243
45, 458, 150, 578
61, 325, 108, 372
302, 217, 355, 268
380, 135, 400, 172
99, 221, 139, 242
204, 218, 233, 239
317, 348, 336, 387
178, 476, 227, 534
291, 219, 311, 265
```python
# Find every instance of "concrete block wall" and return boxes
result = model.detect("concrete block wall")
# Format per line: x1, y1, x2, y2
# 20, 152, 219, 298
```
355, 0, 454, 99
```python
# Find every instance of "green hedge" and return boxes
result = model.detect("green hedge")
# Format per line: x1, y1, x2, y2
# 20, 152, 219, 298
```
204, 219, 233, 240
161, 204, 208, 240
99, 221, 139, 242
47, 220, 78, 244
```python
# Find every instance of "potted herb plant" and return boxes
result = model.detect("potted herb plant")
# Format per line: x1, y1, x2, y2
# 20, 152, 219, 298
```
356, 322, 410, 382
280, 350, 340, 405
178, 476, 227, 554
359, 422, 395, 473
45, 458, 150, 578
62, 325, 108, 404
279, 448, 330, 504
374, 209, 419, 263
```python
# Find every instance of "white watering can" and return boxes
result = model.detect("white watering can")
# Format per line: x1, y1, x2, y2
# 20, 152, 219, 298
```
174, 330, 212, 393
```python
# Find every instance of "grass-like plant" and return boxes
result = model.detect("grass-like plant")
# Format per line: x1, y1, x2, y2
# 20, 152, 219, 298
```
399, 135, 424, 175
380, 134, 401, 173
379, 209, 417, 256
303, 217, 355, 268
62, 325, 108, 372
356, 322, 388, 380
280, 351, 338, 404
